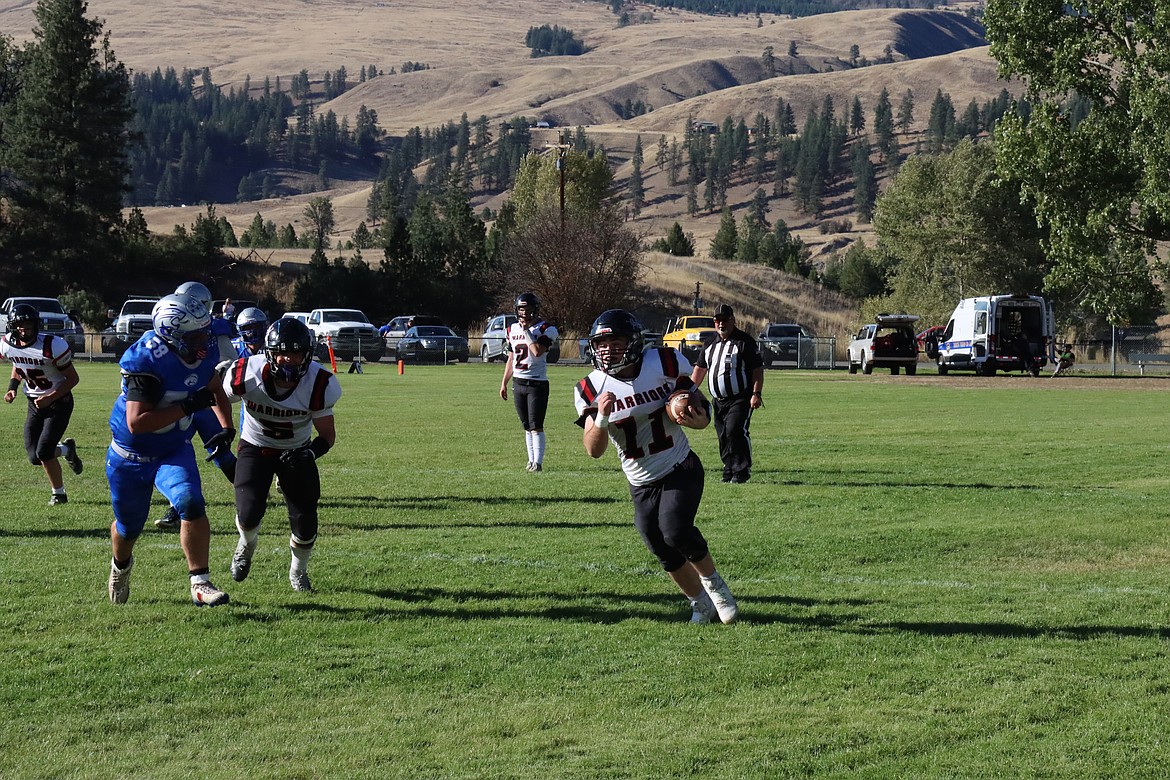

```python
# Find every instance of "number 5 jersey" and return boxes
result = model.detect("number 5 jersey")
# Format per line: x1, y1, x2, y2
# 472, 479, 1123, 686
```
224, 355, 341, 449
0, 332, 73, 398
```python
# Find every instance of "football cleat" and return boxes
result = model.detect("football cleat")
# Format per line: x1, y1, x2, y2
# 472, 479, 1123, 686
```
530, 463, 542, 473
191, 580, 229, 607
701, 573, 739, 624
108, 558, 133, 604
61, 438, 83, 475
48, 493, 68, 506
689, 590, 716, 624
230, 541, 255, 582
154, 505, 181, 531
289, 570, 313, 592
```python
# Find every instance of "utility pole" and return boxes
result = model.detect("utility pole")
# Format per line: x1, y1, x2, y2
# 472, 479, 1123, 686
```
692, 281, 703, 314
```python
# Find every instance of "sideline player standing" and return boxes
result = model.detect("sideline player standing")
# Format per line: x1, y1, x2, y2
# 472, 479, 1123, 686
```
1, 303, 83, 505
573, 309, 739, 624
155, 281, 239, 530
499, 292, 558, 472
106, 293, 236, 607
690, 304, 764, 484
223, 318, 340, 592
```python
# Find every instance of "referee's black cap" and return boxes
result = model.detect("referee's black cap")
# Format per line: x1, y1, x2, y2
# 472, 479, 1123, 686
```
713, 304, 734, 320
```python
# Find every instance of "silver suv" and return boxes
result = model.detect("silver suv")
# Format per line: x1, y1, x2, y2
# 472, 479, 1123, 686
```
478, 313, 560, 363
111, 297, 160, 354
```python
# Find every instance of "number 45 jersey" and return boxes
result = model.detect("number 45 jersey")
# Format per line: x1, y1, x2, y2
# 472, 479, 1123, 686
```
224, 355, 341, 449
0, 333, 73, 399
573, 347, 694, 486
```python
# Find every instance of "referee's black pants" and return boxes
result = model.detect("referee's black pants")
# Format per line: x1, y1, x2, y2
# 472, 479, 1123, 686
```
712, 393, 753, 480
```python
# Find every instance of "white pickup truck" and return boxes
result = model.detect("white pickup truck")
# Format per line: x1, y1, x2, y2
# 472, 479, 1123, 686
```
0, 297, 86, 353
304, 308, 385, 362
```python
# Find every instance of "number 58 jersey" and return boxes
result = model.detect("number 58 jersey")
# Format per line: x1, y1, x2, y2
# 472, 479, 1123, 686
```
224, 355, 341, 449
573, 347, 693, 486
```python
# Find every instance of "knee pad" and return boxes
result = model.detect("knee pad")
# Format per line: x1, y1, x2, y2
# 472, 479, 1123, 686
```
170, 493, 207, 521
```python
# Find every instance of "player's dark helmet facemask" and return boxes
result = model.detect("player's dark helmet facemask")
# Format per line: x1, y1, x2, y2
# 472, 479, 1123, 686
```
586, 309, 646, 377
8, 304, 41, 348
515, 292, 540, 323
264, 318, 314, 382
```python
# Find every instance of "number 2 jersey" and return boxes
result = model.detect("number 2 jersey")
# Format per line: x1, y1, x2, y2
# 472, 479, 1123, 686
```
223, 354, 341, 449
0, 333, 73, 399
508, 320, 559, 381
573, 347, 694, 486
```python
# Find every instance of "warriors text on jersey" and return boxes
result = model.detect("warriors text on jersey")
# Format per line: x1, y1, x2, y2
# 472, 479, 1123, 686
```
0, 333, 73, 399
574, 347, 694, 486
508, 321, 559, 381
224, 355, 341, 449
109, 330, 223, 458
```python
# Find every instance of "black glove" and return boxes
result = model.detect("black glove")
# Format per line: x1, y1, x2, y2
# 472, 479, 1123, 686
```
279, 446, 316, 470
204, 428, 235, 462
180, 387, 215, 416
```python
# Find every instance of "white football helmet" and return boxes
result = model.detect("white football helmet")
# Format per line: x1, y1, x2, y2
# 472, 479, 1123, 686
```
153, 293, 212, 361
236, 307, 268, 348
175, 281, 213, 310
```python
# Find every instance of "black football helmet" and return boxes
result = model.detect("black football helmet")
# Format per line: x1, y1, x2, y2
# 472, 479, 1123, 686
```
7, 304, 40, 347
265, 317, 315, 382
586, 309, 646, 376
515, 292, 540, 324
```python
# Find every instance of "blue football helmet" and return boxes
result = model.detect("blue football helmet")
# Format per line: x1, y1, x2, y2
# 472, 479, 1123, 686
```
236, 307, 268, 348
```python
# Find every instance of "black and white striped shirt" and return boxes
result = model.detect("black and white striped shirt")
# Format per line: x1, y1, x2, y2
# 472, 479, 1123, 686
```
696, 329, 763, 400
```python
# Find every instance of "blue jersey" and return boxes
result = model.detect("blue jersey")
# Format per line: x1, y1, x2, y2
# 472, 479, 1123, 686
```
109, 330, 222, 458
230, 336, 252, 358
211, 317, 236, 338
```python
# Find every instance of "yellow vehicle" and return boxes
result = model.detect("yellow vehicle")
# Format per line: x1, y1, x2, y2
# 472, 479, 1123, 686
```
661, 315, 718, 360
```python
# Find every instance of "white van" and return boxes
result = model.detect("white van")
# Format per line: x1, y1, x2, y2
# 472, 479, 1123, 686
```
936, 294, 1055, 377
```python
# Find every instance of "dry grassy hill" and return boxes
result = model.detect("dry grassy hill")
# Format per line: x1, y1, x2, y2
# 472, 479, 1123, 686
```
1, 0, 1002, 333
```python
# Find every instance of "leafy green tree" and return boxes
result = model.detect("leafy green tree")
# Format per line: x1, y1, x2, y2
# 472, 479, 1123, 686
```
1, 0, 131, 293
872, 138, 1049, 324
709, 208, 738, 260
985, 0, 1168, 325
303, 197, 336, 260
836, 242, 887, 299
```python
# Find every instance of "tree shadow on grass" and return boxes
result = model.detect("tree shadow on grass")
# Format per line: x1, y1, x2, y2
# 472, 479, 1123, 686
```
745, 468, 1054, 491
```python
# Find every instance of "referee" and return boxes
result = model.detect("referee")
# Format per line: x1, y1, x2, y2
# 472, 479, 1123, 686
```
690, 304, 763, 483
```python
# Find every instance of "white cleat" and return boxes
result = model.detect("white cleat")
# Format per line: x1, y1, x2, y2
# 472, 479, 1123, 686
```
690, 589, 716, 624
701, 573, 739, 624
190, 580, 229, 607
289, 570, 313, 592
108, 558, 133, 604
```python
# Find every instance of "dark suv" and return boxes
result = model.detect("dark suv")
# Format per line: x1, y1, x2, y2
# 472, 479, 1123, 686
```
758, 323, 815, 368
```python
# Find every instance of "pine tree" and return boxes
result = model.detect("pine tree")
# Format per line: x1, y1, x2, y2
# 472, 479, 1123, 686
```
1, 0, 132, 290
629, 135, 645, 214
709, 208, 738, 260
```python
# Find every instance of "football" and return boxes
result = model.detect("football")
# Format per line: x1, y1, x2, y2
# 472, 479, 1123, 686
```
664, 392, 697, 423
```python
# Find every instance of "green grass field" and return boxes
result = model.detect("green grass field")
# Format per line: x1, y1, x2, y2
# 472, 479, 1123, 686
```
4, 362, 1170, 779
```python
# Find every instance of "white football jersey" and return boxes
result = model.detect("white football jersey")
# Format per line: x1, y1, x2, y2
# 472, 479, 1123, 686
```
574, 347, 694, 486
223, 355, 341, 449
0, 333, 74, 399
508, 320, 559, 381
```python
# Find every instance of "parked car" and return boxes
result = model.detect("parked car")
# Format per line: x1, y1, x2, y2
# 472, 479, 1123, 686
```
304, 308, 385, 362
848, 313, 921, 375
661, 315, 718, 361
381, 314, 444, 353
281, 311, 311, 325
110, 296, 160, 355
936, 294, 1054, 377
0, 297, 85, 354
757, 322, 815, 368
396, 325, 470, 363
479, 313, 560, 363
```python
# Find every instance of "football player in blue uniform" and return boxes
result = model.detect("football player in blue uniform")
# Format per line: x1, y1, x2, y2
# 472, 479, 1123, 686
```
106, 293, 236, 607
1, 303, 84, 505
573, 309, 739, 624
155, 281, 240, 530
231, 307, 268, 358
